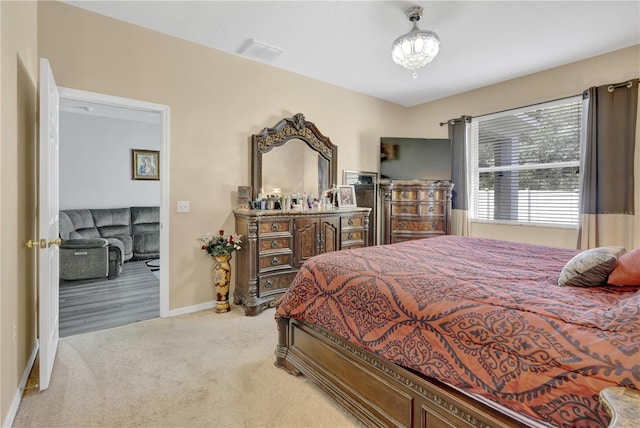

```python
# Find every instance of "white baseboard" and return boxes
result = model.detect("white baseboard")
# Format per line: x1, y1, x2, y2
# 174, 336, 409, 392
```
2, 341, 39, 428
167, 300, 214, 317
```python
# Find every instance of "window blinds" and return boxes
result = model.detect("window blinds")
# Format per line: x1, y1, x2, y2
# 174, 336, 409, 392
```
470, 97, 582, 226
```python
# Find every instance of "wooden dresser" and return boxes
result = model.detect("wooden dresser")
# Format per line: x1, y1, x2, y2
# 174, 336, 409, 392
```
233, 207, 371, 316
380, 180, 454, 244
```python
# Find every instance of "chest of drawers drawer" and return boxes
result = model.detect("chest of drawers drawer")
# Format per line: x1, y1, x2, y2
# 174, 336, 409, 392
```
391, 202, 444, 216
391, 219, 444, 233
391, 189, 446, 202
390, 234, 441, 244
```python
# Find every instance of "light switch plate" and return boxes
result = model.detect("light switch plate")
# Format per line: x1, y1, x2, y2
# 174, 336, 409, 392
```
177, 201, 190, 213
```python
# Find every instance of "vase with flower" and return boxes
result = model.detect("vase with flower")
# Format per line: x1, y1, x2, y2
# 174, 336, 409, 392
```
199, 230, 242, 313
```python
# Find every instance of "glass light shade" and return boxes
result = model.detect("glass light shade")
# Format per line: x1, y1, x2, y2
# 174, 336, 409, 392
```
392, 23, 440, 78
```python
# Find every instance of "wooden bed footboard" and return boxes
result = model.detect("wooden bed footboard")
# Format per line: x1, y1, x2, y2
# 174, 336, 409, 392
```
275, 316, 531, 428
275, 317, 639, 428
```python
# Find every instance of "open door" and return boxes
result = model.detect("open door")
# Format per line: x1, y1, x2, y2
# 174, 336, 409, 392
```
38, 58, 60, 390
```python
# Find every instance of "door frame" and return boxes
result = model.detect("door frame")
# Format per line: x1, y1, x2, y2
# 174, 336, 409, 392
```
58, 87, 171, 317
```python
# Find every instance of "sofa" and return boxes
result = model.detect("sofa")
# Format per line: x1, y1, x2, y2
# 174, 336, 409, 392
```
59, 206, 159, 280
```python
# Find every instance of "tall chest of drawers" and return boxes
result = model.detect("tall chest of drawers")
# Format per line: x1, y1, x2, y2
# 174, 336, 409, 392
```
234, 207, 371, 316
380, 180, 454, 244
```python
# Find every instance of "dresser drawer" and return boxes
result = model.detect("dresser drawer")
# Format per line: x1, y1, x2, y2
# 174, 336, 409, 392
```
342, 243, 364, 250
259, 236, 292, 252
392, 219, 444, 232
391, 202, 444, 216
258, 272, 298, 297
341, 215, 364, 229
258, 220, 291, 235
341, 230, 364, 242
259, 252, 292, 272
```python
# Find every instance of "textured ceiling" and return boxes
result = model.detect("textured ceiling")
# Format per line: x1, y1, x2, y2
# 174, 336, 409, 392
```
62, 1, 640, 107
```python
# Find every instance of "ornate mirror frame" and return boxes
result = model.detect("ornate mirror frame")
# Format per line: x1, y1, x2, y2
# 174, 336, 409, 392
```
251, 113, 338, 199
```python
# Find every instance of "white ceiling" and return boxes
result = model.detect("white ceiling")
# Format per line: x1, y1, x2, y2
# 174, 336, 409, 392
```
62, 1, 640, 107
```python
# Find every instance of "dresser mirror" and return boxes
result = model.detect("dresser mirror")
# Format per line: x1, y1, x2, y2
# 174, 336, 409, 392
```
252, 113, 337, 199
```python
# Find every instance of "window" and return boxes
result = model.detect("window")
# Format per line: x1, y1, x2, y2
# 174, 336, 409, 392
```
470, 96, 582, 226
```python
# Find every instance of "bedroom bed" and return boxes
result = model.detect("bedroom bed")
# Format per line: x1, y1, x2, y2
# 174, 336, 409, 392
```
274, 236, 639, 427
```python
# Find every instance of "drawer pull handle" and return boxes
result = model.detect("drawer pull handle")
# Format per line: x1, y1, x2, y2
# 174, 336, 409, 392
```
348, 233, 354, 240
429, 206, 434, 213
265, 280, 273, 288
270, 223, 278, 232
401, 192, 407, 199
401, 207, 408, 213
271, 240, 279, 249
347, 218, 354, 226
428, 191, 434, 199
271, 257, 279, 266
433, 222, 439, 229
397, 222, 404, 228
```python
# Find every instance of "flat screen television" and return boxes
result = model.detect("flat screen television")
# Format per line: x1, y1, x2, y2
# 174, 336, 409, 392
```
380, 137, 452, 181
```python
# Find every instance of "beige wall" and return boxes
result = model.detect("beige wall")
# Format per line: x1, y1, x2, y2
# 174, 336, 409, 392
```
1, 0, 38, 424
37, 1, 412, 311
406, 45, 640, 248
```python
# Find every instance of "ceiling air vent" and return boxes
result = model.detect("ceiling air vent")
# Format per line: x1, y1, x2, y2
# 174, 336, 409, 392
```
238, 39, 284, 63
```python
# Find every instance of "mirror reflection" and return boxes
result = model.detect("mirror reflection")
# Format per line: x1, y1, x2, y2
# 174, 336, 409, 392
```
262, 139, 328, 197
251, 113, 337, 203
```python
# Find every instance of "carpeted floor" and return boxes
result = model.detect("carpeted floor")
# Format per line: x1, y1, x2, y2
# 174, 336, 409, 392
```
13, 306, 364, 428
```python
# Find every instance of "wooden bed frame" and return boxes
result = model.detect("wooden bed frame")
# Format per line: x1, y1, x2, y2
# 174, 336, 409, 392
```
276, 316, 638, 428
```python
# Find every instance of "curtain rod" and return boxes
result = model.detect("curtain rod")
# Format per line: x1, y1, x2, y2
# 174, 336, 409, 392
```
439, 79, 637, 125
439, 116, 471, 127
439, 118, 460, 127
608, 81, 633, 93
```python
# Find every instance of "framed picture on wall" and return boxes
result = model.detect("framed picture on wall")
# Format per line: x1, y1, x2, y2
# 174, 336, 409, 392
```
132, 149, 160, 180
336, 185, 357, 208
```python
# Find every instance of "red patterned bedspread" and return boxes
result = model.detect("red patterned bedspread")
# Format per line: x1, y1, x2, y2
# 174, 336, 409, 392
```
275, 236, 640, 427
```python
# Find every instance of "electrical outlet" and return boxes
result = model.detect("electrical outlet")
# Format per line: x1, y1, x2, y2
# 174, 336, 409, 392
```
13, 320, 17, 342
177, 201, 190, 213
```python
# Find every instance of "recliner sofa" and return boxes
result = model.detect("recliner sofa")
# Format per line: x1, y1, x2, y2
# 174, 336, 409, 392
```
59, 206, 159, 280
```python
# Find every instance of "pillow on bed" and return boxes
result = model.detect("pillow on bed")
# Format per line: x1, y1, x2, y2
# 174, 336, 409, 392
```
558, 246, 626, 287
607, 247, 640, 286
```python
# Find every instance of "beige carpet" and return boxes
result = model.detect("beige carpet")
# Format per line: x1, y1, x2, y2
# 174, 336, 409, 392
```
13, 306, 364, 428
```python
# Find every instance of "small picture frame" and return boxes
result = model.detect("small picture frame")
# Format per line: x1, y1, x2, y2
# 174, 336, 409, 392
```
336, 185, 357, 208
132, 149, 160, 180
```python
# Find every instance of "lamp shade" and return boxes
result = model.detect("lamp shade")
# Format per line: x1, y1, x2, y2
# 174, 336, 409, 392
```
392, 6, 440, 78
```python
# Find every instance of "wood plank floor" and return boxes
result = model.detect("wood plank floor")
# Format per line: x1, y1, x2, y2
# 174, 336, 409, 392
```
59, 260, 159, 337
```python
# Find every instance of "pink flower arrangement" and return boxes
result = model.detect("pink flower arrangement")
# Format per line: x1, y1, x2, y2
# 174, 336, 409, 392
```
199, 230, 242, 256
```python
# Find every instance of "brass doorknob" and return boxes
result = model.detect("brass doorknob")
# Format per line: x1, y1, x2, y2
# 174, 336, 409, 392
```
25, 239, 47, 249
26, 238, 61, 249
48, 238, 62, 247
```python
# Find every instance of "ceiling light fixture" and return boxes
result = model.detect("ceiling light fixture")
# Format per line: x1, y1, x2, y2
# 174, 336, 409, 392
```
391, 6, 440, 79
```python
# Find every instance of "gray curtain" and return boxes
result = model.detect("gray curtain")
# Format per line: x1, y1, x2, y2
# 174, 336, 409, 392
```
449, 116, 472, 236
578, 79, 638, 249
